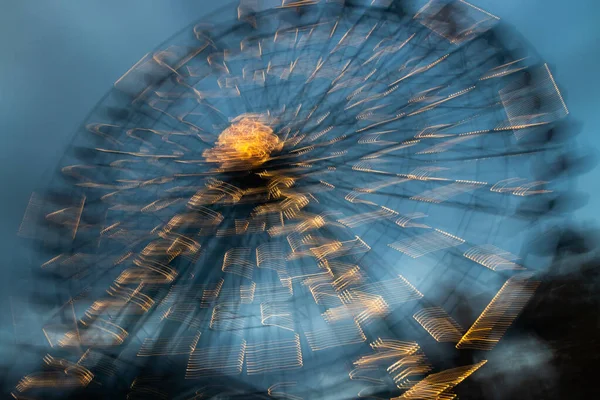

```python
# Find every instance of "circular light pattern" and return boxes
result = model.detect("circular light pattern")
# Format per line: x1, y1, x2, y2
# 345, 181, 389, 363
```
204, 114, 283, 170
11, 1, 580, 399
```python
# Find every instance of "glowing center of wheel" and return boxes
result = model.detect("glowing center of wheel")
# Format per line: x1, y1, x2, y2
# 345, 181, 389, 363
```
203, 116, 282, 169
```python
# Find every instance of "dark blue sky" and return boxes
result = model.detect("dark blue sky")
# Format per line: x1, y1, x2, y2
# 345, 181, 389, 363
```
475, 0, 600, 221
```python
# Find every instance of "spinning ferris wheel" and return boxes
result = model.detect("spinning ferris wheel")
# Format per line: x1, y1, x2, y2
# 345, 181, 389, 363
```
11, 1, 579, 399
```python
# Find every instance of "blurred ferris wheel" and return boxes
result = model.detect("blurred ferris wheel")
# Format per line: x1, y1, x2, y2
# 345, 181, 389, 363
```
12, 0, 577, 399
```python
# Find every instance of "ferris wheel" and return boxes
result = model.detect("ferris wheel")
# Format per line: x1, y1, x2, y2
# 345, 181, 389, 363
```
11, 1, 577, 399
